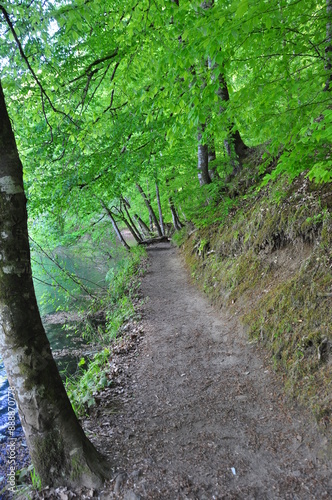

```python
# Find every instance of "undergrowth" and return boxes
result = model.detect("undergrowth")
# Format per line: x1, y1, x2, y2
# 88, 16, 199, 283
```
65, 246, 146, 416
175, 162, 332, 428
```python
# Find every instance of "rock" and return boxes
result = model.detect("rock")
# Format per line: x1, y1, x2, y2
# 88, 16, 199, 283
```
123, 491, 141, 500
114, 472, 127, 494
130, 469, 143, 480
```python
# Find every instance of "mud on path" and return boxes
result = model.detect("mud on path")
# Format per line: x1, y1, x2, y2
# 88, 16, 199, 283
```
92, 243, 331, 499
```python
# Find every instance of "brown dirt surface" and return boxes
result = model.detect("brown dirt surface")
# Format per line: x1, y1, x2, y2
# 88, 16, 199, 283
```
30, 242, 332, 499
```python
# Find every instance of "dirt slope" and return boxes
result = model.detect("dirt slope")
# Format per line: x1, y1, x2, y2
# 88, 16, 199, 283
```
90, 242, 331, 499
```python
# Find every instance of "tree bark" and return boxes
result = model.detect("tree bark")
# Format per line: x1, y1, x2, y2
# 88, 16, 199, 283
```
122, 201, 143, 242
136, 183, 162, 236
207, 137, 219, 180
123, 216, 142, 243
134, 214, 152, 238
100, 201, 131, 250
146, 181, 154, 232
168, 196, 184, 231
197, 125, 212, 186
0, 81, 110, 488
217, 72, 248, 167
155, 182, 165, 236
324, 0, 332, 91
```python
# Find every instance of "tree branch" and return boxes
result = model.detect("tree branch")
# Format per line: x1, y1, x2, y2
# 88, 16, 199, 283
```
0, 5, 78, 128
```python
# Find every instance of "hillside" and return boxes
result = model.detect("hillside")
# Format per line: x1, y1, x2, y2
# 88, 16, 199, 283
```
174, 160, 332, 428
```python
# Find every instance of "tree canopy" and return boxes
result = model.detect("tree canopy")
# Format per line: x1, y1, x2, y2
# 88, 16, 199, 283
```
0, 0, 330, 246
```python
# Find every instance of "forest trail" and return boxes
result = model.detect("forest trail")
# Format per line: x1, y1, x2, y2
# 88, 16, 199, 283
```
91, 243, 331, 499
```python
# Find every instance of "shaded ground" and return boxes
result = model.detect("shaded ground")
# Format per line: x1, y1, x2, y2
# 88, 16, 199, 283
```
84, 242, 331, 499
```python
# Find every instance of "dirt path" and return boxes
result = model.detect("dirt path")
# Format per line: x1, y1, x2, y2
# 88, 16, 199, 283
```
92, 243, 331, 499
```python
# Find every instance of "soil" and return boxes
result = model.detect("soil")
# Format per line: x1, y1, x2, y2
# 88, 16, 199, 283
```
20, 243, 332, 498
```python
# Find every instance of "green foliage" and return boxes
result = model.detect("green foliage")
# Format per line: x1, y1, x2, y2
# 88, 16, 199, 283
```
30, 467, 42, 491
65, 246, 146, 416
65, 348, 111, 416
1, 0, 329, 251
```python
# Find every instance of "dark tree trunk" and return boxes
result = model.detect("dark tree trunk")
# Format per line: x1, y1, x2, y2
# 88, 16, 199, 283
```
146, 181, 154, 232
216, 72, 248, 177
0, 81, 110, 488
324, 0, 332, 91
155, 182, 165, 236
123, 217, 142, 243
136, 183, 162, 236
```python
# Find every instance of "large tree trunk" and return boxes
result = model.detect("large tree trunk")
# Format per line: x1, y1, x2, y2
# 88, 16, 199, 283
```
136, 183, 162, 236
324, 0, 332, 91
0, 81, 110, 488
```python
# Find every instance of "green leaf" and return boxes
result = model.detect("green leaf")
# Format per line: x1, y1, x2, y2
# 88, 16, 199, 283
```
235, 0, 248, 18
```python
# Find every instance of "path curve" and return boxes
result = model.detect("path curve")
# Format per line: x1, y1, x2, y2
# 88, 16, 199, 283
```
100, 243, 332, 499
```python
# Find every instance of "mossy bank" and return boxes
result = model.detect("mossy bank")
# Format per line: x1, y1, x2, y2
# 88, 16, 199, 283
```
174, 167, 332, 428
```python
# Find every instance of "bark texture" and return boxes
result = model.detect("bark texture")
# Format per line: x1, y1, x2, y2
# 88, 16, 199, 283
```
155, 182, 165, 236
136, 183, 162, 236
100, 200, 130, 250
0, 81, 110, 488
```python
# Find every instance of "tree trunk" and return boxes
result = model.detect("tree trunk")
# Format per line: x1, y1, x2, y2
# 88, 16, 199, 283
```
168, 196, 184, 231
100, 200, 130, 250
122, 197, 143, 241
0, 81, 110, 488
123, 205, 143, 242
155, 182, 165, 236
136, 183, 162, 236
134, 214, 152, 238
146, 181, 154, 232
197, 125, 212, 186
217, 72, 248, 169
324, 0, 332, 91
207, 137, 219, 180
123, 216, 142, 243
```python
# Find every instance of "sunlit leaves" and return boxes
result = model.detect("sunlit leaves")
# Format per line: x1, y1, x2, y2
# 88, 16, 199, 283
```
1, 0, 331, 249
